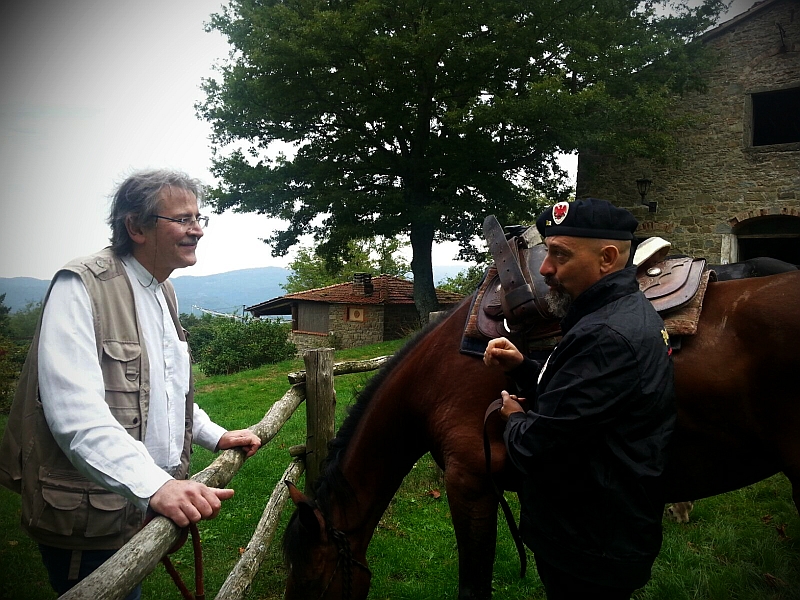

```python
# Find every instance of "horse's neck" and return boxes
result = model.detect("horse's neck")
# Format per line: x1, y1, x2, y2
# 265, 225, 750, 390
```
335, 384, 428, 547
332, 321, 451, 550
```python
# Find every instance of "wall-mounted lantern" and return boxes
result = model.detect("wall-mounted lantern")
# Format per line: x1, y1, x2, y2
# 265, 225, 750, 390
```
636, 178, 657, 213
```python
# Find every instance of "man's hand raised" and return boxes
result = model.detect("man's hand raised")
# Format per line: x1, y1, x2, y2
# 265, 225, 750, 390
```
483, 337, 524, 372
149, 480, 234, 527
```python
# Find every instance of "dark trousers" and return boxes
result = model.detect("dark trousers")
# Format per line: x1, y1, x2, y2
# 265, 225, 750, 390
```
535, 554, 637, 600
38, 544, 142, 600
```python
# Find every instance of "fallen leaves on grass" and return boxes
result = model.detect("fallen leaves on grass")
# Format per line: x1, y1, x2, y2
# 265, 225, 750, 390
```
775, 523, 791, 540
764, 572, 786, 587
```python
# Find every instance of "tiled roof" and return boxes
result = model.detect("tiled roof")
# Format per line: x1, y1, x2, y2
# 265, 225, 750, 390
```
246, 275, 465, 316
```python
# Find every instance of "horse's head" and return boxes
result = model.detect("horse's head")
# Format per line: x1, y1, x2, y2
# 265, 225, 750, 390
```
283, 481, 371, 600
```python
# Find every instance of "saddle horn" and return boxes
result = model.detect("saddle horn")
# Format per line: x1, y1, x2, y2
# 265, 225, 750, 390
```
482, 215, 537, 324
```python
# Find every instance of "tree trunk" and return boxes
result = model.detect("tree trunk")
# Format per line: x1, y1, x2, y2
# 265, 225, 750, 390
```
410, 219, 439, 324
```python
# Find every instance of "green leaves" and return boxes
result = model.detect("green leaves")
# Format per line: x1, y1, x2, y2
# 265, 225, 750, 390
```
185, 317, 297, 376
199, 0, 724, 314
282, 237, 410, 293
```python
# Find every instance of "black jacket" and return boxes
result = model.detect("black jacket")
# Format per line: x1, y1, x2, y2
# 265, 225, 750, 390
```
504, 266, 676, 588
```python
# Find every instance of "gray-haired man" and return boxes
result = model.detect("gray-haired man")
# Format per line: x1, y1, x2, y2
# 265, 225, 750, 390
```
0, 169, 261, 598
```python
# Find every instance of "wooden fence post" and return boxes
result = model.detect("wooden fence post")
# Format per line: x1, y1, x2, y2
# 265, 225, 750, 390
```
303, 347, 336, 495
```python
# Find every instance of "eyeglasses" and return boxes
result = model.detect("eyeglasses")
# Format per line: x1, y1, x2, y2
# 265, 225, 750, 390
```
152, 215, 209, 229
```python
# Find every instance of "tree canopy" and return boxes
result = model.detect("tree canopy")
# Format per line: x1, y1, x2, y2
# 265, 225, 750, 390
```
282, 237, 410, 293
199, 0, 724, 318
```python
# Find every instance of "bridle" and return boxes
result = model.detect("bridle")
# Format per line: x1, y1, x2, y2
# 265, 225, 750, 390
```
316, 527, 371, 600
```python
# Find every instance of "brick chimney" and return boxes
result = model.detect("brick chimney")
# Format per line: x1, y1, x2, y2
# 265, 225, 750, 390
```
352, 272, 374, 296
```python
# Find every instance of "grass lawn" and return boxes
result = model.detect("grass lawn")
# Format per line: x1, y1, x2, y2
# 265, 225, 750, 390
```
1, 337, 799, 599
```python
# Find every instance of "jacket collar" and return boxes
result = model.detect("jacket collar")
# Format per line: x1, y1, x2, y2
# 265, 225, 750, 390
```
560, 266, 640, 333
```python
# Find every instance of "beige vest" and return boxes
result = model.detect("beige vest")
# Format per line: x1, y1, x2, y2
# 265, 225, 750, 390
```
0, 248, 193, 550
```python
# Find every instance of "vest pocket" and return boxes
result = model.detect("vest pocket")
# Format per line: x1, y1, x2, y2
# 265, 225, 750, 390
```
101, 340, 141, 392
34, 469, 130, 538
107, 405, 142, 439
86, 493, 129, 537
38, 485, 82, 536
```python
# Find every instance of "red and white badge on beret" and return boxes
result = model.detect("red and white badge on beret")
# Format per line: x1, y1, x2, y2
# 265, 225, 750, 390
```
552, 201, 569, 225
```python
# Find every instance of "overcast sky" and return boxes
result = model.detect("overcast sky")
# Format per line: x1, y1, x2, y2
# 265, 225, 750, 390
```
0, 0, 752, 280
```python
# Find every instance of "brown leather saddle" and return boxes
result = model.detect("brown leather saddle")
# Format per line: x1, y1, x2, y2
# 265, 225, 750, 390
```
464, 216, 711, 354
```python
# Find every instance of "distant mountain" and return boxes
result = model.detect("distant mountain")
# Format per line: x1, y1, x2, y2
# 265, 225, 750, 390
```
0, 264, 469, 314
0, 268, 289, 316
171, 267, 289, 315
0, 277, 50, 312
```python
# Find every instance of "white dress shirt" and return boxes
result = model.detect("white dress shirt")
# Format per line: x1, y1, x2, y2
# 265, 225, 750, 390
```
38, 255, 226, 511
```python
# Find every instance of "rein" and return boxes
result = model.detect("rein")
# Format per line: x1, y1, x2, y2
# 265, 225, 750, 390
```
142, 515, 205, 600
483, 398, 527, 578
318, 527, 371, 600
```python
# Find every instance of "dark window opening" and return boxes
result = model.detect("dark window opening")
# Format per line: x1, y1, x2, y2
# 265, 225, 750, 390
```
738, 237, 800, 264
752, 87, 800, 146
735, 216, 800, 264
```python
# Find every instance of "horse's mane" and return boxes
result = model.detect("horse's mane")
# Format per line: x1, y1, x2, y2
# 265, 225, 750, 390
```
282, 299, 468, 565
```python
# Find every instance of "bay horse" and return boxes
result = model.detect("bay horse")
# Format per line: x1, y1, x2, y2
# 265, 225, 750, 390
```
708, 256, 797, 281
283, 270, 800, 600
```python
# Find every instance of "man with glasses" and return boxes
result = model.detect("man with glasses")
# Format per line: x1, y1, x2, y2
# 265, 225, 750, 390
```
0, 169, 261, 598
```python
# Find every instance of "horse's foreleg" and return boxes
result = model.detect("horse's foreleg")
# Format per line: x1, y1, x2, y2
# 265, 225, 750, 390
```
445, 467, 499, 600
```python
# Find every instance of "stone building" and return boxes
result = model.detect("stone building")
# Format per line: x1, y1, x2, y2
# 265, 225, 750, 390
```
576, 0, 800, 264
246, 273, 464, 352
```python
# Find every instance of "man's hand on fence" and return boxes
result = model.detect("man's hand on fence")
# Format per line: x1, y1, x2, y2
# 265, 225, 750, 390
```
217, 429, 262, 458
150, 480, 235, 527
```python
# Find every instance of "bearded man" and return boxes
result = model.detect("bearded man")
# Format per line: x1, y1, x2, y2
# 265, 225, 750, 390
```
484, 197, 676, 600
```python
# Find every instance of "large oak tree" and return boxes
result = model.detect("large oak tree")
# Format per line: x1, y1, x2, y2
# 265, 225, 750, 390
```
199, 0, 723, 320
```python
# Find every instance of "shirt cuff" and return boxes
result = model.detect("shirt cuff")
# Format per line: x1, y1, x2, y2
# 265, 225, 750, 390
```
134, 467, 174, 513
193, 420, 227, 451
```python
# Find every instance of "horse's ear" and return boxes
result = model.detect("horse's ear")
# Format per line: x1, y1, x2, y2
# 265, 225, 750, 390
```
285, 480, 329, 543
286, 480, 309, 505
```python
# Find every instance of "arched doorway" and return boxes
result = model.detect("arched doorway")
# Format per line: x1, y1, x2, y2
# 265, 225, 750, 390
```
734, 215, 800, 265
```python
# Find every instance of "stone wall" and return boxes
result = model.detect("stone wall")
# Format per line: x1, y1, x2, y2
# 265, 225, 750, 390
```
577, 0, 800, 261
328, 304, 385, 349
290, 304, 384, 351
290, 303, 428, 352
289, 330, 332, 353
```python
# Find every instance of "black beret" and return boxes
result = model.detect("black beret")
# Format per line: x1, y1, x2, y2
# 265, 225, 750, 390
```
535, 198, 638, 241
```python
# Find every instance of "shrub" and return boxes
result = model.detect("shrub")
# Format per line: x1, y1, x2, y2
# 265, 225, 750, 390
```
0, 336, 29, 414
185, 322, 217, 360
198, 318, 296, 376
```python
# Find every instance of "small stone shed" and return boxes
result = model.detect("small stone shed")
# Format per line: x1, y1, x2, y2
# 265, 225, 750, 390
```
246, 273, 464, 352
576, 0, 800, 264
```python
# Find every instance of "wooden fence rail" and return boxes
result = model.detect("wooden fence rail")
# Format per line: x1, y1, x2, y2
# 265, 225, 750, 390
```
215, 457, 305, 600
287, 355, 392, 384
59, 348, 389, 600
60, 383, 306, 600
